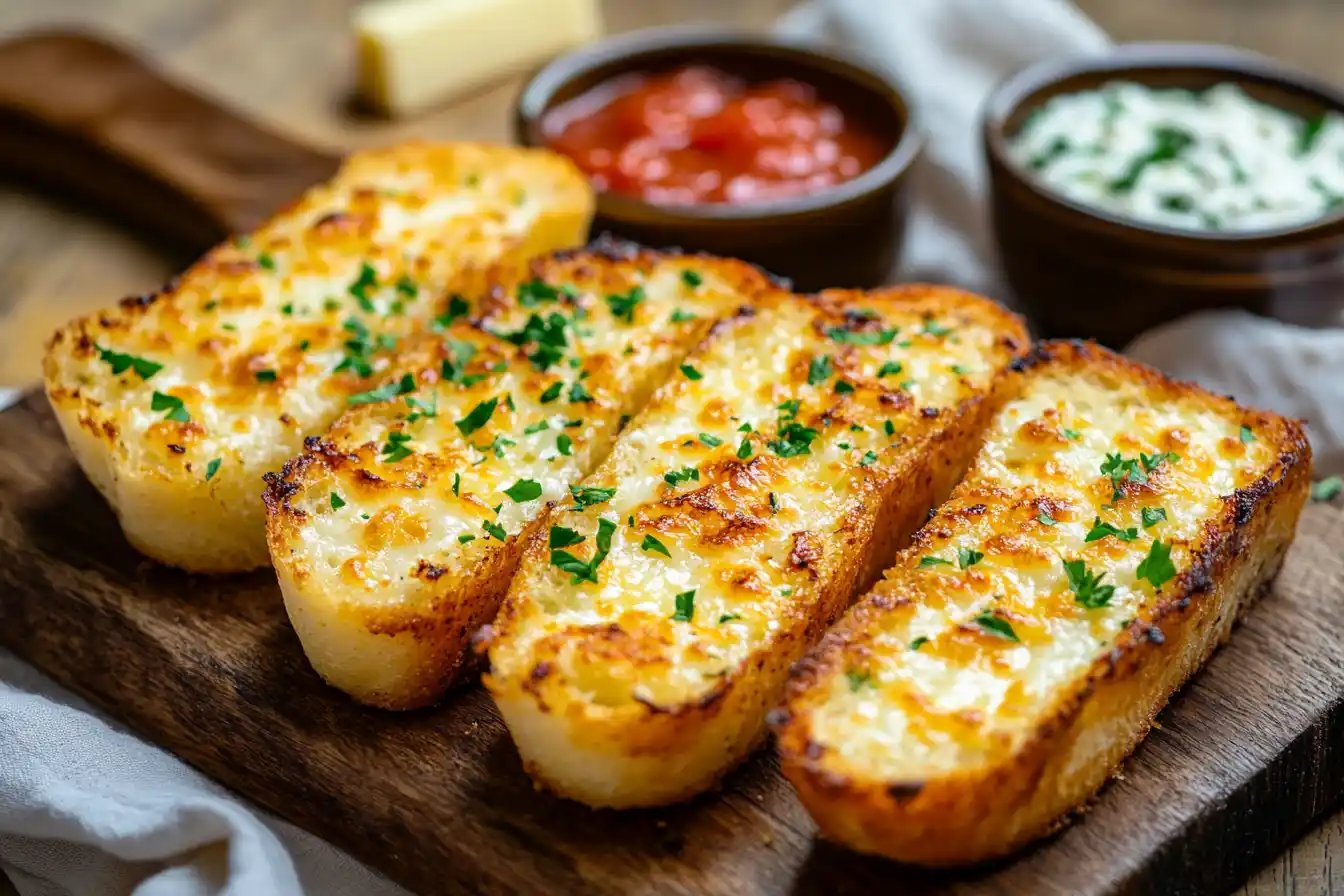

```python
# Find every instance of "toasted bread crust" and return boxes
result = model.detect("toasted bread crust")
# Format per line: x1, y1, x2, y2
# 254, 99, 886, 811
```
44, 142, 593, 572
774, 340, 1312, 865
264, 248, 787, 709
484, 286, 1029, 808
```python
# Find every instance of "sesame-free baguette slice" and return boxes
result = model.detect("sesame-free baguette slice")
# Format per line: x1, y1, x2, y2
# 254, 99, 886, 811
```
774, 340, 1312, 866
265, 247, 785, 709
44, 141, 592, 573
483, 286, 1029, 808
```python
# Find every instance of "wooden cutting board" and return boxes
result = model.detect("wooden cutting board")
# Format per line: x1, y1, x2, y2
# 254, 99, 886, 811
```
3, 28, 1344, 896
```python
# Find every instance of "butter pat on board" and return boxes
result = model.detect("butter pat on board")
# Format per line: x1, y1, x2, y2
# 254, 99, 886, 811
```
355, 0, 603, 116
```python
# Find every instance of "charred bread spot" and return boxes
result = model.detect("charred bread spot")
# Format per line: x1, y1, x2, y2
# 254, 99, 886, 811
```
789, 531, 824, 574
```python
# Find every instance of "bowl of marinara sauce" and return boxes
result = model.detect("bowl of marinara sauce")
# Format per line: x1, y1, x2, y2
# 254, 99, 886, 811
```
514, 29, 923, 291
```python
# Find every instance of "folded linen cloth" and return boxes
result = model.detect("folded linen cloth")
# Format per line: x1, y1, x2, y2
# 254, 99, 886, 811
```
2, 1, 1340, 895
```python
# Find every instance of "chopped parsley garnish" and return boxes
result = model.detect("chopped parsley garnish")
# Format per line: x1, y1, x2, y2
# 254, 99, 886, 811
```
549, 526, 584, 548
876, 361, 903, 378
395, 275, 418, 299
1142, 506, 1168, 528
151, 391, 190, 423
550, 517, 615, 584
1137, 539, 1177, 589
1110, 125, 1195, 193
458, 534, 476, 544
919, 555, 952, 568
719, 614, 741, 624
605, 285, 645, 323
884, 420, 896, 437
1100, 451, 1175, 502
920, 318, 952, 337
957, 547, 984, 569
539, 381, 563, 403
569, 485, 616, 509
670, 309, 697, 323
482, 519, 509, 542
1085, 516, 1139, 543
844, 670, 871, 691
348, 373, 416, 406
1240, 425, 1256, 444
1311, 476, 1343, 502
564, 380, 593, 404
1298, 114, 1328, 155
672, 588, 696, 623
835, 381, 855, 394
204, 458, 222, 482
777, 399, 800, 420
523, 420, 550, 435
807, 355, 833, 386
737, 437, 753, 459
698, 432, 723, 447
348, 261, 379, 311
664, 466, 700, 487
738, 423, 753, 433
95, 346, 162, 380
452, 473, 461, 496
910, 637, 929, 651
679, 364, 703, 381
858, 450, 879, 467
557, 433, 573, 456
681, 269, 703, 289
1029, 136, 1071, 170
280, 303, 295, 315
500, 312, 569, 371
973, 612, 1020, 642
1038, 511, 1058, 526
330, 491, 345, 510
381, 431, 414, 463
334, 317, 378, 378
1063, 558, 1115, 608
825, 326, 898, 346
1062, 428, 1081, 440
950, 364, 972, 376
406, 392, 439, 422
257, 252, 276, 271
432, 295, 471, 331
517, 278, 564, 307
641, 534, 671, 557
455, 397, 498, 436
503, 479, 542, 502
254, 369, 277, 383
768, 422, 819, 458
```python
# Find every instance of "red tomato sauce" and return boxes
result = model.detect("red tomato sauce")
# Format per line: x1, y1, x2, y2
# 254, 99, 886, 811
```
541, 66, 890, 205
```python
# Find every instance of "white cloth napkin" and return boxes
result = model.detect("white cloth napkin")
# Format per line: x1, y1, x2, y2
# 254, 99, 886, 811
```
2, 2, 1341, 895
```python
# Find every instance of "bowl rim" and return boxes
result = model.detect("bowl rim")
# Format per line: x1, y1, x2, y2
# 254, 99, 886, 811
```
513, 25, 925, 223
982, 41, 1344, 246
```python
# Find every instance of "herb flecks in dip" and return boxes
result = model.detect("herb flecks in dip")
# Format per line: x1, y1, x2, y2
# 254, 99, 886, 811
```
1009, 81, 1344, 232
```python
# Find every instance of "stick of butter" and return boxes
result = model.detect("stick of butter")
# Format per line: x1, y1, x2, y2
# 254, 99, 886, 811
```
354, 0, 603, 117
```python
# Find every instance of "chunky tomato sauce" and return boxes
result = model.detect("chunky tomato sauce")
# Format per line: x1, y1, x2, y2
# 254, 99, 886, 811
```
542, 66, 889, 205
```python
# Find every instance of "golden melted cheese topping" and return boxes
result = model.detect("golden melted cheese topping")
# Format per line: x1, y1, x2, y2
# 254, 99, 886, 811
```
802, 350, 1277, 779
45, 142, 591, 487
490, 290, 1023, 710
267, 253, 781, 603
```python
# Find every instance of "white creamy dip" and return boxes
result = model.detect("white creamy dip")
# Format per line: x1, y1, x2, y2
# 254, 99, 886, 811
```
1008, 81, 1344, 232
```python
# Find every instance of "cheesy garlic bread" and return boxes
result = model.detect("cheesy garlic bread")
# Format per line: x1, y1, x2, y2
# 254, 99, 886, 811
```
774, 340, 1311, 865
44, 142, 592, 572
265, 247, 785, 709
483, 285, 1029, 808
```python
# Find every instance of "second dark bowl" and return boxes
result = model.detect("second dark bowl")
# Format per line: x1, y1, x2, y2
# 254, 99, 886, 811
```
984, 42, 1344, 347
514, 28, 923, 292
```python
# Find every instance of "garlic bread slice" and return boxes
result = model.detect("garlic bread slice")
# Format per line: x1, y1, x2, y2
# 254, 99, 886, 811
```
774, 340, 1312, 866
483, 286, 1029, 808
264, 248, 785, 709
44, 142, 592, 572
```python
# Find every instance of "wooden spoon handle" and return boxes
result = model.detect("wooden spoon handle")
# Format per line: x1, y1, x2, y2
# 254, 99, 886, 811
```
0, 30, 339, 256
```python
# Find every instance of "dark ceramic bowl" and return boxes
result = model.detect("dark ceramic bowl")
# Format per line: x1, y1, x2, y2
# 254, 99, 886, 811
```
514, 27, 923, 292
983, 42, 1344, 347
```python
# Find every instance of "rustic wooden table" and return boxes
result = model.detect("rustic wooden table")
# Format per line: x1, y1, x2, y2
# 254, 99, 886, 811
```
0, 1, 1339, 894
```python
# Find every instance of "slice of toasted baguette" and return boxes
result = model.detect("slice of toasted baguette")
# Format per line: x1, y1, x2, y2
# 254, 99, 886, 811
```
773, 340, 1312, 865
43, 142, 592, 573
482, 286, 1029, 808
264, 246, 787, 709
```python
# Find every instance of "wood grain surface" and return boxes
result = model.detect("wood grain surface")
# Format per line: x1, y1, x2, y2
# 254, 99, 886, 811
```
1, 1, 1343, 893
